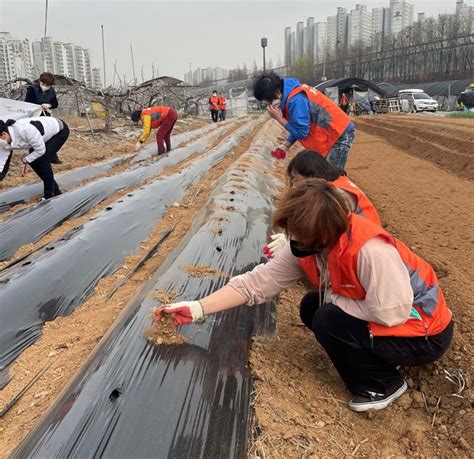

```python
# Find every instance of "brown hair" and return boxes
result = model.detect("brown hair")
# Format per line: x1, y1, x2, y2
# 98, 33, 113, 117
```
273, 178, 349, 250
39, 72, 56, 86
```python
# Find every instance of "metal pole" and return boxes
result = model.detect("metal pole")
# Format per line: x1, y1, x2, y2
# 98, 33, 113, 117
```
322, 29, 327, 81
101, 25, 107, 88
130, 44, 137, 85
44, 0, 49, 37
261, 37, 268, 72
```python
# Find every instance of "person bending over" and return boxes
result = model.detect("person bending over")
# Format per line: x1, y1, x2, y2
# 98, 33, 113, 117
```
0, 117, 69, 199
253, 71, 355, 169
131, 106, 178, 156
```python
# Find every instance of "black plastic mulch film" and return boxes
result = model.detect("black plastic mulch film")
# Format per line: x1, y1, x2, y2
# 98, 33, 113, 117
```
14, 127, 281, 458
0, 122, 253, 375
0, 122, 219, 213
0, 123, 230, 261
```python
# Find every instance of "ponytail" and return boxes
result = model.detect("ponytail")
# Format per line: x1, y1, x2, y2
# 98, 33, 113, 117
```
0, 119, 15, 134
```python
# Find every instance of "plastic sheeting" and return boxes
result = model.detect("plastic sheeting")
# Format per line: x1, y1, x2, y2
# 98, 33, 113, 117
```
0, 122, 254, 373
0, 122, 220, 213
0, 122, 238, 261
15, 127, 280, 458
0, 156, 128, 213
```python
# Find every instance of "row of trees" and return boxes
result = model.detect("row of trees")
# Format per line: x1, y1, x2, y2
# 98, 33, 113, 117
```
289, 12, 473, 85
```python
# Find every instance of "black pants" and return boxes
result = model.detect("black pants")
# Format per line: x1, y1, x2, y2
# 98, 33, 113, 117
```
29, 123, 69, 198
211, 110, 219, 122
219, 109, 226, 121
300, 290, 454, 395
0, 152, 12, 181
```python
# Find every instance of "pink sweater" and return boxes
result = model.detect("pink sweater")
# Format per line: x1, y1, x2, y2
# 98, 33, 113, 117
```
228, 236, 414, 327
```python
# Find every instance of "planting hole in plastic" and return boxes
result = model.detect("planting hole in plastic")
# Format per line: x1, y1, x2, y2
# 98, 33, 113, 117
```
216, 247, 222, 252
109, 388, 122, 401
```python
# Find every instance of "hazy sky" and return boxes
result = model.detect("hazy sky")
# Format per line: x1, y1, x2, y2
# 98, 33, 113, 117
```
0, 0, 463, 84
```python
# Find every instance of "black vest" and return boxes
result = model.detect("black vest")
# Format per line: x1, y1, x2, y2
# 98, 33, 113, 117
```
31, 83, 56, 106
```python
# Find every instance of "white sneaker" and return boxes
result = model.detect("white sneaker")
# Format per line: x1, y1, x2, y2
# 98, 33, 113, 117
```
349, 379, 407, 412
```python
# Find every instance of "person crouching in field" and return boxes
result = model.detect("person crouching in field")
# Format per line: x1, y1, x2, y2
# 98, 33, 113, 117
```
156, 179, 453, 413
264, 149, 381, 258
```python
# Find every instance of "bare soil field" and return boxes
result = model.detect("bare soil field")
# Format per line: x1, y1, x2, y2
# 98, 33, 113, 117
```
356, 113, 474, 180
249, 115, 473, 458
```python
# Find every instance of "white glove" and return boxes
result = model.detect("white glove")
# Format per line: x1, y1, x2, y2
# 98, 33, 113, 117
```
134, 142, 142, 152
263, 233, 287, 258
41, 103, 52, 110
158, 301, 204, 325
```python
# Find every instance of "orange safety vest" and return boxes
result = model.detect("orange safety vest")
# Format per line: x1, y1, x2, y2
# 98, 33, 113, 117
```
141, 106, 171, 129
298, 214, 452, 338
209, 95, 219, 110
283, 84, 351, 156
332, 176, 381, 226
218, 96, 227, 110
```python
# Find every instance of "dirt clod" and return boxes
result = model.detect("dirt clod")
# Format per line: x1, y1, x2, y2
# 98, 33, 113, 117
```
144, 311, 187, 346
183, 265, 228, 277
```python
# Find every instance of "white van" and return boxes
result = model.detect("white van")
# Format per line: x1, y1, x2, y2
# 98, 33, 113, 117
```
399, 89, 439, 112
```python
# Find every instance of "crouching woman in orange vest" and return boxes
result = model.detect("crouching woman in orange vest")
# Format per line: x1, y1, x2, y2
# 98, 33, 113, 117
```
253, 72, 355, 169
131, 106, 178, 155
265, 149, 381, 258
157, 179, 453, 412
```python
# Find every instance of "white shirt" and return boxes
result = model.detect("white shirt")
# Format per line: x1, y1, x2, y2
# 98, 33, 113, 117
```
7, 117, 62, 163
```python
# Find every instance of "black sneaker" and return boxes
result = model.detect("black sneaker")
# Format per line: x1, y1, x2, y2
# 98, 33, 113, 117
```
50, 158, 62, 164
349, 379, 407, 412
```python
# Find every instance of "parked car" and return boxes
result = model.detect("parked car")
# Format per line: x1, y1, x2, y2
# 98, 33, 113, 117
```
399, 89, 439, 112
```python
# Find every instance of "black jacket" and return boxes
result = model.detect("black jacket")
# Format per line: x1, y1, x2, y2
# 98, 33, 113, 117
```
25, 83, 59, 112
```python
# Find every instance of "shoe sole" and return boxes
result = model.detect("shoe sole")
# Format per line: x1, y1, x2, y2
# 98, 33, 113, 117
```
349, 381, 408, 412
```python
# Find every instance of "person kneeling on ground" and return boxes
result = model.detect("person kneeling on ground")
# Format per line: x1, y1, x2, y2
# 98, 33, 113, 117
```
265, 149, 381, 258
131, 106, 178, 155
0, 117, 69, 199
156, 179, 453, 412
253, 71, 355, 169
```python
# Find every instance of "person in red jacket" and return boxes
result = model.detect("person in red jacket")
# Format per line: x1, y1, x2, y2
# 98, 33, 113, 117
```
131, 106, 178, 155
156, 179, 453, 412
264, 149, 381, 258
253, 72, 355, 169
209, 91, 219, 122
340, 92, 349, 113
218, 92, 227, 121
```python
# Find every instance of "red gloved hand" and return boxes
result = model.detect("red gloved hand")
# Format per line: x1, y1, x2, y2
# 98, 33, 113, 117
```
271, 147, 287, 160
263, 244, 273, 259
157, 301, 204, 326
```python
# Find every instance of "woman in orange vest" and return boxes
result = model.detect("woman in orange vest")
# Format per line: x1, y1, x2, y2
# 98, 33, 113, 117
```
131, 106, 178, 155
253, 71, 355, 169
209, 91, 219, 122
264, 149, 381, 258
156, 179, 453, 412
218, 92, 227, 121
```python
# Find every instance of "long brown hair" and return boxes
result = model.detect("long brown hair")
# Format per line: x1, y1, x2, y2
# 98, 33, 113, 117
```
273, 178, 349, 250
